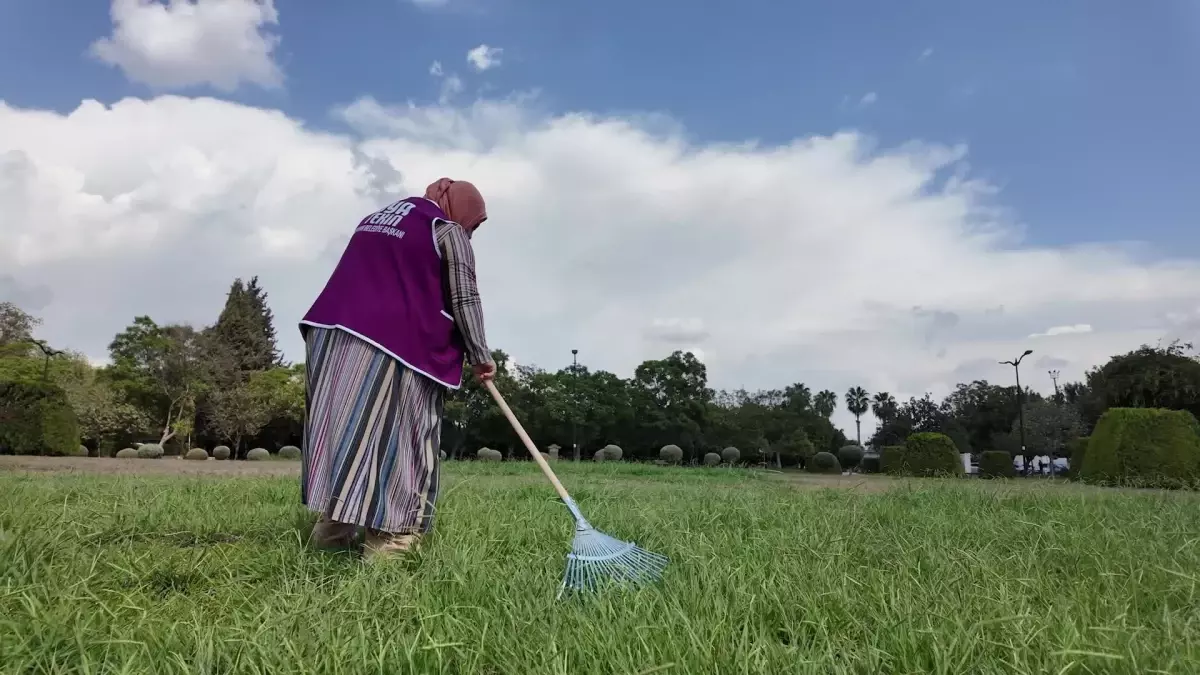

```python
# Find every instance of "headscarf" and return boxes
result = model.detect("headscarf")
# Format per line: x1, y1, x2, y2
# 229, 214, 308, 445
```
424, 178, 487, 232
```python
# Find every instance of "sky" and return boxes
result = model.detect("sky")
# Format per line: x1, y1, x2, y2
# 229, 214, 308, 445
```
1, 0, 1198, 438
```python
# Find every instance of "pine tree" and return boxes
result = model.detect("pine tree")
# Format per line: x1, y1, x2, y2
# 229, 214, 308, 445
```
209, 277, 281, 377
245, 276, 283, 367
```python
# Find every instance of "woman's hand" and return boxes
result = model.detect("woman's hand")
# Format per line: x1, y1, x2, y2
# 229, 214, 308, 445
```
473, 361, 497, 382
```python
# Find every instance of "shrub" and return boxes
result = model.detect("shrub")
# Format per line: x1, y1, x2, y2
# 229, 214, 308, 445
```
246, 447, 270, 461
1066, 436, 1089, 479
593, 449, 606, 462
278, 445, 301, 460
859, 455, 881, 474
808, 451, 842, 474
439, 449, 447, 460
185, 448, 209, 461
477, 447, 502, 462
978, 450, 1014, 478
77, 445, 90, 457
837, 444, 864, 471
0, 380, 80, 456
882, 433, 962, 477
702, 452, 721, 467
213, 446, 231, 460
137, 443, 164, 459
1081, 408, 1200, 489
720, 446, 740, 464
660, 444, 683, 464
880, 446, 906, 474
602, 444, 623, 461
115, 447, 138, 459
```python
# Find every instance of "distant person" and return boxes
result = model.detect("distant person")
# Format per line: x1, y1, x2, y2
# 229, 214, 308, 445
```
299, 178, 496, 560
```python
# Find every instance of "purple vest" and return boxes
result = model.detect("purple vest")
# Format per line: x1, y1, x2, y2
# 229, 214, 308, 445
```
301, 197, 465, 389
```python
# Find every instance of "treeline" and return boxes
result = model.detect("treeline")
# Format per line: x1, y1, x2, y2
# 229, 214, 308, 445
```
3, 283, 1200, 464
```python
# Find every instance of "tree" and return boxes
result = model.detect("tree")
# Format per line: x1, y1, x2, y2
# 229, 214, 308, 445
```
0, 302, 40, 356
633, 351, 711, 461
845, 386, 870, 445
871, 392, 898, 425
107, 317, 207, 446
814, 390, 837, 418
208, 277, 282, 378
207, 382, 271, 455
1083, 341, 1200, 426
1018, 399, 1084, 457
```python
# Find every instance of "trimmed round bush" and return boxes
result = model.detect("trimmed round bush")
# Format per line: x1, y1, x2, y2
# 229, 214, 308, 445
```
808, 451, 842, 474
213, 445, 231, 460
721, 446, 740, 464
659, 444, 683, 464
1081, 408, 1200, 489
77, 444, 89, 457
477, 447, 502, 462
882, 433, 962, 477
115, 447, 138, 459
859, 455, 881, 474
246, 447, 270, 461
439, 449, 447, 460
879, 446, 906, 474
601, 444, 623, 461
837, 444, 864, 471
136, 443, 164, 459
1066, 436, 1089, 479
278, 445, 301, 460
978, 450, 1014, 478
702, 452, 721, 467
184, 447, 208, 461
593, 449, 606, 462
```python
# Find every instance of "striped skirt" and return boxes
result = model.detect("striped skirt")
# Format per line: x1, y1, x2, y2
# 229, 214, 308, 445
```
301, 326, 444, 534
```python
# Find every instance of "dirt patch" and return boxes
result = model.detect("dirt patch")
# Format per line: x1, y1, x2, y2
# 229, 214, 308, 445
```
0, 455, 301, 477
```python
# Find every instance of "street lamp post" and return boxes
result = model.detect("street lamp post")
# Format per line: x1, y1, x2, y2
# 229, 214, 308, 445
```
1048, 369, 1061, 475
571, 349, 579, 462
1000, 349, 1033, 474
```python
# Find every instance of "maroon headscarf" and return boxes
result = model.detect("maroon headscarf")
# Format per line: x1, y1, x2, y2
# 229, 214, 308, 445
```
424, 178, 487, 232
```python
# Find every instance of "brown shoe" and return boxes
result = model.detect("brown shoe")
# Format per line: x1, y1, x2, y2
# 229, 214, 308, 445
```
363, 531, 421, 560
309, 516, 358, 550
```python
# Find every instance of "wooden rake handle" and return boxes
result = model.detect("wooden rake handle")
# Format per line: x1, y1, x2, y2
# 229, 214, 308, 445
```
484, 379, 573, 504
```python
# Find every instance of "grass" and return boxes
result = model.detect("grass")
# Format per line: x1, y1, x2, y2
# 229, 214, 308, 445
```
1, 462, 1199, 674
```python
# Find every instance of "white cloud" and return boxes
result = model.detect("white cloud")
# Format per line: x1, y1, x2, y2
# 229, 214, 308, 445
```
919, 47, 934, 61
429, 61, 444, 77
409, 0, 449, 7
89, 0, 283, 92
859, 92, 878, 107
2, 93, 1199, 437
467, 44, 503, 72
1029, 324, 1094, 338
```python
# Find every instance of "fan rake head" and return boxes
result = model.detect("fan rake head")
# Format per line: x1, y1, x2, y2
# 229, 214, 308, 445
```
558, 523, 669, 597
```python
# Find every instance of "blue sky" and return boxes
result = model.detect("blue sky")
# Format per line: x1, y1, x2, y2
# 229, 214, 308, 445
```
3, 0, 1197, 253
3, 0, 1200, 435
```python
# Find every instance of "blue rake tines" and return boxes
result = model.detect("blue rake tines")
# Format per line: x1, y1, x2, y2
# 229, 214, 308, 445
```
557, 497, 669, 598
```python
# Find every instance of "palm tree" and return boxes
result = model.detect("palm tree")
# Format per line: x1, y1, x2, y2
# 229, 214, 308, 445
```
814, 390, 837, 418
871, 391, 897, 424
845, 386, 870, 445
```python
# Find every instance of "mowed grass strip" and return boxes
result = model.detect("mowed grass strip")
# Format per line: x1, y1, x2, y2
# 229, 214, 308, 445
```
0, 462, 1198, 674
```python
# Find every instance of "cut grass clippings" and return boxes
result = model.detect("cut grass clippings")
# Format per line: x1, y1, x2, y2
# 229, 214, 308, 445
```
1, 461, 1198, 674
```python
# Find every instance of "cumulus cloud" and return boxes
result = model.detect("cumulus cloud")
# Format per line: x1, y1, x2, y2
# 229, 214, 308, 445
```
89, 0, 284, 92
1, 93, 1198, 435
1029, 324, 1093, 338
467, 45, 503, 72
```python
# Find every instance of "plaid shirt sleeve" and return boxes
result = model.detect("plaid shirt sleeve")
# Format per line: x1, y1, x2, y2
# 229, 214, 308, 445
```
436, 220, 492, 366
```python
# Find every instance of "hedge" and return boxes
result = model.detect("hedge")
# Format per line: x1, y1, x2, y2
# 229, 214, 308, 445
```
881, 433, 963, 477
0, 380, 79, 456
1066, 436, 1089, 479
859, 455, 881, 474
1081, 408, 1200, 489
978, 450, 1014, 478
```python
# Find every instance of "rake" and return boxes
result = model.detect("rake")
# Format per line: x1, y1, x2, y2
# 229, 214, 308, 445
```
484, 379, 669, 597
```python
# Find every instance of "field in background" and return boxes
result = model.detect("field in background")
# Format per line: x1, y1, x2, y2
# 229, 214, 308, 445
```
1, 460, 1198, 674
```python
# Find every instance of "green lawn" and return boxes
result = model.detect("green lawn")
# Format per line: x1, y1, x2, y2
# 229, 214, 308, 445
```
1, 462, 1198, 674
